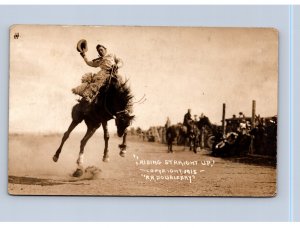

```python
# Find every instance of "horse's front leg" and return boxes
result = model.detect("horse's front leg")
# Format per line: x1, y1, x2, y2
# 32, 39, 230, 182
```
102, 122, 110, 162
182, 135, 187, 151
119, 129, 127, 157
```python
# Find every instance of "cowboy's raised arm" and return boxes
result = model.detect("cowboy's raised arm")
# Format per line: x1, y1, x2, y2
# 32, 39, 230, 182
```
81, 53, 100, 68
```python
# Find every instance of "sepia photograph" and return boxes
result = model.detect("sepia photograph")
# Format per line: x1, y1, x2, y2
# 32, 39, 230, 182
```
8, 25, 278, 196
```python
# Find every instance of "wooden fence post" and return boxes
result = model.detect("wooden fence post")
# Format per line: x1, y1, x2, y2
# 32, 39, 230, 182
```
222, 103, 226, 137
249, 100, 256, 155
251, 100, 256, 128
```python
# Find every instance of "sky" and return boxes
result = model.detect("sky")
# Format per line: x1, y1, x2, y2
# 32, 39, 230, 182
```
9, 25, 278, 133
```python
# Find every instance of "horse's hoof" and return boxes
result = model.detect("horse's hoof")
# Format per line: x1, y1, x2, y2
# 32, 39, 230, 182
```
119, 150, 126, 157
72, 168, 83, 177
103, 156, 110, 162
53, 155, 58, 162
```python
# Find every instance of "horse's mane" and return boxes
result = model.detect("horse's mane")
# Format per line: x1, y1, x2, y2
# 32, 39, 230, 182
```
115, 78, 134, 113
98, 76, 134, 114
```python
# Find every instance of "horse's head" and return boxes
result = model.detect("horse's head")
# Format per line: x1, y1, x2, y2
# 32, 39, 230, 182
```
198, 115, 212, 129
115, 110, 135, 137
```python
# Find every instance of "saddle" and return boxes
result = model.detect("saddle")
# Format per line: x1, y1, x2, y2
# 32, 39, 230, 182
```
72, 72, 120, 103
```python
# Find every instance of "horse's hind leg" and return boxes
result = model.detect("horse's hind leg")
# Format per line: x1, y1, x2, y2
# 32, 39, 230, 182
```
53, 120, 80, 162
102, 122, 110, 162
73, 126, 98, 177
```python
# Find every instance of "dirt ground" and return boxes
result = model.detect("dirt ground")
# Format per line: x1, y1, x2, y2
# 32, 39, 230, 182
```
8, 133, 276, 197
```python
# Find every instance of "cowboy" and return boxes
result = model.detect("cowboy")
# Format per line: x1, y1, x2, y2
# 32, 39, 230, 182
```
238, 118, 248, 135
183, 109, 193, 132
165, 117, 171, 129
72, 40, 123, 103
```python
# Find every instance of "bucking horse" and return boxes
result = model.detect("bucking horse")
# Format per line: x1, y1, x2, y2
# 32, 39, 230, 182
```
53, 76, 134, 177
